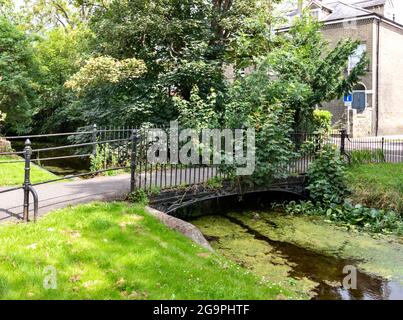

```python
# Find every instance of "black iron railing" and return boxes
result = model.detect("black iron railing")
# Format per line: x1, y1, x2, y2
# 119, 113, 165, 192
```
1, 126, 402, 222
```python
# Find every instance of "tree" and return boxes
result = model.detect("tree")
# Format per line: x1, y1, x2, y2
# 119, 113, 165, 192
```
16, 0, 109, 32
265, 14, 368, 131
32, 26, 93, 132
220, 13, 368, 184
65, 0, 279, 127
0, 18, 39, 133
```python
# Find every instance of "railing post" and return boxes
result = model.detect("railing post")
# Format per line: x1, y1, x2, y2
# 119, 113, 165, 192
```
381, 137, 385, 162
130, 129, 137, 193
92, 124, 97, 156
340, 129, 347, 156
23, 139, 32, 222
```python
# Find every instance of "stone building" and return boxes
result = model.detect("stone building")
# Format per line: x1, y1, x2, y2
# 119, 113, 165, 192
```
283, 0, 403, 137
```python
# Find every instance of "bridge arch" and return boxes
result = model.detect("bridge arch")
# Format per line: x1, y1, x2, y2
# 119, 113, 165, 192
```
162, 189, 307, 218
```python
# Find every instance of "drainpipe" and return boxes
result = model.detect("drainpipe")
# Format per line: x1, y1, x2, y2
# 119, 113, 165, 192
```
298, 0, 303, 15
375, 19, 380, 136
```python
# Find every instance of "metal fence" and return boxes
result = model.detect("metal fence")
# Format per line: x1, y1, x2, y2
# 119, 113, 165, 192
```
1, 126, 402, 222
0, 126, 134, 221
325, 130, 403, 164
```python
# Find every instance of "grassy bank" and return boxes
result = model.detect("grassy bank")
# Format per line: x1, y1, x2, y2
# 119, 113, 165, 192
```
0, 156, 57, 186
347, 163, 403, 215
0, 202, 293, 300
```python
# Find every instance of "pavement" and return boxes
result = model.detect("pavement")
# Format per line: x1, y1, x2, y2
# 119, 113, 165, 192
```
0, 174, 131, 223
0, 167, 218, 224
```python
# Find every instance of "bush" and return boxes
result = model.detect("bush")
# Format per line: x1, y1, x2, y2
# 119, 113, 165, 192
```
312, 109, 332, 133
283, 200, 403, 235
128, 189, 149, 205
306, 144, 349, 204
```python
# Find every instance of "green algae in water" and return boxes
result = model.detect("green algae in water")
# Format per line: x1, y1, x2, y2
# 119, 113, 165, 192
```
190, 212, 403, 300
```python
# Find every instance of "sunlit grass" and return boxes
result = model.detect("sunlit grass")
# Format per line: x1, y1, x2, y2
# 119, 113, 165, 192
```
0, 156, 58, 186
347, 163, 403, 215
0, 202, 291, 300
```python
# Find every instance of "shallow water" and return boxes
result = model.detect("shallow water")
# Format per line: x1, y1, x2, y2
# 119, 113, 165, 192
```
191, 212, 403, 300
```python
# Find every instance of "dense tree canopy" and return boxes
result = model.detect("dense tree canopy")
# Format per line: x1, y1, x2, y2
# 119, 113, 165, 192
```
0, 17, 39, 133
0, 0, 366, 136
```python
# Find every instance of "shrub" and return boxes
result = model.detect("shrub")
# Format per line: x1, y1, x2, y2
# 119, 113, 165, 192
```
306, 144, 349, 204
90, 143, 120, 175
128, 189, 149, 205
283, 200, 403, 235
312, 109, 332, 133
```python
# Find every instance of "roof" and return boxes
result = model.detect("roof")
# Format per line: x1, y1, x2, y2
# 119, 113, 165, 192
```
285, 0, 386, 22
280, 0, 403, 31
323, 2, 373, 21
353, 0, 387, 8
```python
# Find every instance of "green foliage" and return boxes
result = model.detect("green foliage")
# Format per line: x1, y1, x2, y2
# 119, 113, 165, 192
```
31, 26, 93, 133
205, 177, 223, 190
223, 62, 300, 184
90, 143, 120, 175
284, 200, 403, 235
128, 189, 149, 205
350, 149, 385, 165
313, 109, 332, 133
261, 14, 368, 131
147, 186, 161, 197
66, 56, 147, 93
0, 17, 39, 133
67, 0, 283, 128
0, 110, 5, 133
175, 86, 220, 130
306, 144, 349, 204
15, 0, 104, 32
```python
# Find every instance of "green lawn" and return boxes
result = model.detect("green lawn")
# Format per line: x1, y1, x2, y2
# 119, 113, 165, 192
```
0, 202, 293, 300
347, 163, 403, 214
0, 156, 57, 186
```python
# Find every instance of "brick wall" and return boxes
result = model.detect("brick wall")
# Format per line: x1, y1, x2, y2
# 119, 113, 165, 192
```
320, 19, 375, 136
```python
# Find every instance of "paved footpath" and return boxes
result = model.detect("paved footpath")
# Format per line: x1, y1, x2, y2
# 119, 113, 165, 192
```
0, 167, 217, 224
0, 174, 131, 223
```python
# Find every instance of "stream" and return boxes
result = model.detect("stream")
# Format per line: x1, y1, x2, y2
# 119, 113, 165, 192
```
12, 140, 90, 175
190, 211, 403, 300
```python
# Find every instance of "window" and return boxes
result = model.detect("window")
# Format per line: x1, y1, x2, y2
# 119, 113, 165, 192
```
352, 84, 366, 112
310, 9, 320, 21
348, 44, 366, 72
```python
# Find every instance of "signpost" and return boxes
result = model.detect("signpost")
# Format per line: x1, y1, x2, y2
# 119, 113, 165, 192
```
344, 94, 353, 108
344, 94, 353, 135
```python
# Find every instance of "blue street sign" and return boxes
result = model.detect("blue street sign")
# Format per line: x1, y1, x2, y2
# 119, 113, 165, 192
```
344, 94, 353, 103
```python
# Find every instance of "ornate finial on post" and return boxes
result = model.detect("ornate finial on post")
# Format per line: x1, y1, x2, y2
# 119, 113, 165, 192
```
23, 139, 32, 222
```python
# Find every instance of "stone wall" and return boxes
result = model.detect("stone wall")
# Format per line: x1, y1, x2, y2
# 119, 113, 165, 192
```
0, 137, 11, 153
348, 107, 373, 138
